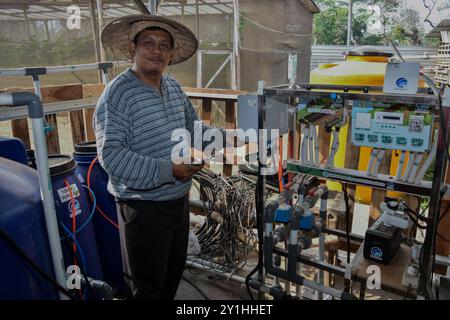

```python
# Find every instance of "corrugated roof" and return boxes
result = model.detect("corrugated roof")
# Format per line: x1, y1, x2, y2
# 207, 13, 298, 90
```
298, 0, 320, 14
427, 19, 450, 38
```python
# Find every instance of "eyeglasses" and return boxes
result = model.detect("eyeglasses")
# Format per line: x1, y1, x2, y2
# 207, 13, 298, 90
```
138, 40, 172, 53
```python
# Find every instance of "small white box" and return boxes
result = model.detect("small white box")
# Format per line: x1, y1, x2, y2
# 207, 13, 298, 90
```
355, 112, 371, 129
383, 62, 420, 95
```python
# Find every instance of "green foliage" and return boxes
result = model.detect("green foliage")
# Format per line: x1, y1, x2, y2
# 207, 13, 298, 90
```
313, 0, 433, 46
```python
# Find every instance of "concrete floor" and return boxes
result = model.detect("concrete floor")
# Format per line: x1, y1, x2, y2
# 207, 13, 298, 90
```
175, 268, 251, 300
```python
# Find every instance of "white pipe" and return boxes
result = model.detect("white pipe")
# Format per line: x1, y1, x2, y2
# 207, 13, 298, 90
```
408, 153, 424, 183
296, 263, 302, 298
402, 152, 415, 182
395, 151, 406, 181
318, 232, 325, 298
415, 129, 438, 184
366, 148, 378, 176
312, 125, 319, 166
372, 149, 386, 177
301, 126, 309, 165
45, 63, 101, 74
103, 71, 110, 85
326, 130, 339, 169
0, 68, 27, 77
284, 240, 291, 294
31, 117, 68, 300
0, 93, 13, 105
308, 126, 314, 165
186, 260, 247, 284
302, 278, 345, 300
32, 79, 42, 99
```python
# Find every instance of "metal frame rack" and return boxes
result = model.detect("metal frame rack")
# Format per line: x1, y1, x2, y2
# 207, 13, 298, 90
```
253, 83, 450, 300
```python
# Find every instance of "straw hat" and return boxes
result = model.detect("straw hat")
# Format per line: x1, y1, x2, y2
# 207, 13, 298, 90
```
101, 14, 198, 65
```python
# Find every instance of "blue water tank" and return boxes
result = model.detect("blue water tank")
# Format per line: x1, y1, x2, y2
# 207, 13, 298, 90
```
0, 136, 27, 165
73, 142, 126, 296
0, 157, 58, 299
49, 155, 103, 284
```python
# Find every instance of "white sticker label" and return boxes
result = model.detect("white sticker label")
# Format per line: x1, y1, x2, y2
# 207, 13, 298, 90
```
57, 184, 80, 203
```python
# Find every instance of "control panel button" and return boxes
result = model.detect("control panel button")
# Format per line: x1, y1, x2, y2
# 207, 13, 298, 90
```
396, 137, 407, 145
411, 138, 424, 147
382, 136, 393, 144
368, 134, 378, 143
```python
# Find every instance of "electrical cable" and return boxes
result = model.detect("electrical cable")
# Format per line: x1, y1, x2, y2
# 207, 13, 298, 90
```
59, 185, 97, 240
59, 222, 92, 300
181, 275, 210, 300
0, 228, 77, 300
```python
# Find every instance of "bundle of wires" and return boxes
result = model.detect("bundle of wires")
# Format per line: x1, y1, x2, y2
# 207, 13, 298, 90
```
192, 168, 259, 273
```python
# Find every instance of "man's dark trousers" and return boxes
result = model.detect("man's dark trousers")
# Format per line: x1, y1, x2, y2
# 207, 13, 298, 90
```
116, 194, 189, 300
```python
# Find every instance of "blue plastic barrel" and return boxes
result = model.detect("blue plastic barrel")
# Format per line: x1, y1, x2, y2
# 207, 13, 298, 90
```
0, 136, 27, 165
49, 155, 103, 283
0, 157, 58, 299
73, 142, 126, 296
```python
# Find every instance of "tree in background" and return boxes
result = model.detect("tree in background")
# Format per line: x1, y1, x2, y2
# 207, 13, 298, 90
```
313, 0, 386, 45
390, 8, 424, 45
314, 0, 444, 46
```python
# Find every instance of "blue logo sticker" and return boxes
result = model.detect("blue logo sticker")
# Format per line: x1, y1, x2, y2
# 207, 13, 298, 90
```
396, 78, 408, 89
370, 247, 383, 259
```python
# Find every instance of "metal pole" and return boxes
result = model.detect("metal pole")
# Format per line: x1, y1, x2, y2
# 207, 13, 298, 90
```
88, 0, 103, 83
148, 0, 158, 15
257, 80, 266, 300
197, 51, 202, 88
96, 0, 105, 62
232, 0, 240, 90
31, 116, 68, 300
347, 0, 353, 46
418, 87, 450, 299
1, 92, 69, 300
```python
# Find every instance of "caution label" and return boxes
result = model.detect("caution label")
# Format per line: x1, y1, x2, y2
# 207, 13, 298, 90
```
57, 184, 80, 203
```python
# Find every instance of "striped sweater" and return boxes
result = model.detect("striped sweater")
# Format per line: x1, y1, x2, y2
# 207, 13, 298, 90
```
93, 68, 218, 201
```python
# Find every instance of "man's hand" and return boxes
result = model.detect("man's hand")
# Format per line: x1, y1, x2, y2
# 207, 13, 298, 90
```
172, 163, 204, 182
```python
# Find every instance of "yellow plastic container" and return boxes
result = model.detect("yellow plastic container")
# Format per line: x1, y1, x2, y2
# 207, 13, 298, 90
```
310, 48, 401, 202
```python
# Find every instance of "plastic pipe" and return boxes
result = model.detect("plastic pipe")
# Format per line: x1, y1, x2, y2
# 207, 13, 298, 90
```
366, 148, 378, 176
402, 152, 415, 182
415, 130, 438, 184
308, 126, 314, 165
301, 126, 309, 164
326, 130, 339, 169
395, 151, 406, 181
312, 125, 319, 166
408, 153, 424, 183
1, 92, 68, 300
372, 149, 386, 177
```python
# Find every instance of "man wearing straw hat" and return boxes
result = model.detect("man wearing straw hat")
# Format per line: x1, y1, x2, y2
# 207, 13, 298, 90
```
94, 14, 223, 300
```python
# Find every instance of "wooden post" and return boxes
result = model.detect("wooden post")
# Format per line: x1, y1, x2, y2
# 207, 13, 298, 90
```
44, 114, 60, 155
83, 84, 106, 141
11, 119, 31, 150
69, 110, 86, 145
201, 98, 212, 125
